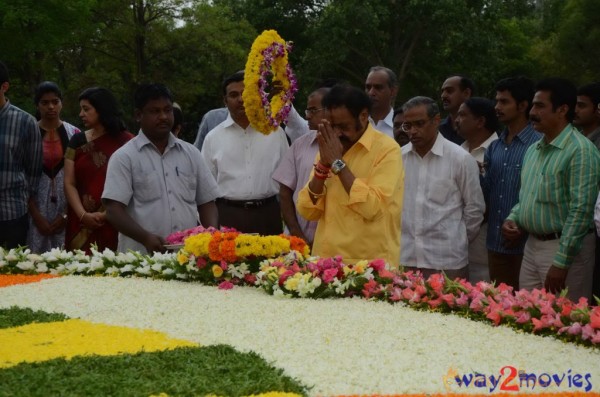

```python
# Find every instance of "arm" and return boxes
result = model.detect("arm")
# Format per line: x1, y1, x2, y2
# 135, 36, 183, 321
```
24, 116, 43, 200
63, 158, 104, 229
104, 199, 165, 253
28, 197, 53, 235
284, 105, 310, 142
460, 155, 486, 242
279, 184, 308, 241
198, 201, 218, 228
553, 147, 600, 268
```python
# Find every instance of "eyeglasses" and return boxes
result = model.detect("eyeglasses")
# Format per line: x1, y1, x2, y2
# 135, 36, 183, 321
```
401, 119, 431, 132
305, 107, 325, 117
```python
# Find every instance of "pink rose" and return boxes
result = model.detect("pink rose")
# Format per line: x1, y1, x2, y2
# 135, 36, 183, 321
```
218, 281, 234, 290
196, 257, 207, 269
322, 268, 338, 283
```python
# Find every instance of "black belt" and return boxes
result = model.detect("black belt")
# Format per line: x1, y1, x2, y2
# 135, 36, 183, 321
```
530, 229, 594, 241
217, 196, 277, 209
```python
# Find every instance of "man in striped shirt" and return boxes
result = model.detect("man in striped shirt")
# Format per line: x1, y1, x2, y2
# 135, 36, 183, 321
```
0, 61, 42, 249
481, 77, 541, 290
503, 78, 600, 301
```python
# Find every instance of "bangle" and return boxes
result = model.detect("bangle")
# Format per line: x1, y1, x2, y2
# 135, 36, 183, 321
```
314, 162, 331, 173
79, 212, 87, 222
314, 172, 328, 180
307, 184, 326, 198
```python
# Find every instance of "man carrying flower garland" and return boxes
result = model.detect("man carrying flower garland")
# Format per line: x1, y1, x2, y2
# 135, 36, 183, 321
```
297, 84, 403, 267
202, 71, 289, 235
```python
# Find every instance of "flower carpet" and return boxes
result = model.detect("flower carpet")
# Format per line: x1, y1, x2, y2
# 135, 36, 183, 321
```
1, 273, 600, 396
1, 228, 600, 396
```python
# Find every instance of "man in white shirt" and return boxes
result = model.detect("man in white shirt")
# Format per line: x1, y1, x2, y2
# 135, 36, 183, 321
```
455, 97, 499, 283
202, 71, 289, 235
103, 84, 220, 254
401, 96, 485, 279
365, 66, 397, 138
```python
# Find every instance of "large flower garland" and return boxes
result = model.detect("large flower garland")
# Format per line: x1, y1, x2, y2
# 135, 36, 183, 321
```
243, 29, 298, 134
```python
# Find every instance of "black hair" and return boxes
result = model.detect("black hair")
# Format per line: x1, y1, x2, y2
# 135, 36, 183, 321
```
322, 84, 372, 119
34, 81, 63, 105
78, 87, 126, 135
0, 61, 9, 84
577, 82, 600, 108
393, 107, 403, 118
134, 83, 173, 110
463, 97, 499, 132
495, 76, 535, 113
222, 71, 244, 96
535, 77, 577, 122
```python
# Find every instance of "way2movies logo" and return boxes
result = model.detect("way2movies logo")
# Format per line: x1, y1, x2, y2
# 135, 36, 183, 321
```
442, 366, 593, 393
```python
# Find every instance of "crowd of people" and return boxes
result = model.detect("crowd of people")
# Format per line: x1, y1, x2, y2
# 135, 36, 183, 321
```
2, 59, 600, 302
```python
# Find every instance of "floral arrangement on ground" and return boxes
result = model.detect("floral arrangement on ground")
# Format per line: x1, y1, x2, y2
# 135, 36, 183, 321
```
1, 275, 599, 396
1, 225, 599, 350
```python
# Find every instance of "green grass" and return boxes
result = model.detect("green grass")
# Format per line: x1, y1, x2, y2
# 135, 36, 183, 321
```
0, 345, 309, 397
0, 306, 68, 329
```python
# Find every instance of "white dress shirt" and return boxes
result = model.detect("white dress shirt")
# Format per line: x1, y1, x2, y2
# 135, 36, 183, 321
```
368, 107, 394, 138
202, 114, 289, 200
103, 132, 220, 254
460, 132, 498, 163
401, 133, 485, 270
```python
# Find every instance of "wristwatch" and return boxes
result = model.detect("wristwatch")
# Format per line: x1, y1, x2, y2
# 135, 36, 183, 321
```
331, 159, 346, 175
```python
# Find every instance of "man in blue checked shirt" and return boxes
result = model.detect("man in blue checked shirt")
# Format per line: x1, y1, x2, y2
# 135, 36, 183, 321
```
0, 61, 42, 249
481, 77, 541, 290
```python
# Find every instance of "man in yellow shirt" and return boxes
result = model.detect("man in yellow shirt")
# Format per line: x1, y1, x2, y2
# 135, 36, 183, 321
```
297, 84, 404, 267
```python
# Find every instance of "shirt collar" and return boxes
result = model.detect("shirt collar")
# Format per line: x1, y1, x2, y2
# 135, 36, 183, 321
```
354, 123, 378, 151
0, 99, 10, 117
368, 108, 394, 129
461, 132, 498, 152
537, 124, 574, 150
499, 123, 537, 143
408, 132, 444, 157
134, 130, 180, 152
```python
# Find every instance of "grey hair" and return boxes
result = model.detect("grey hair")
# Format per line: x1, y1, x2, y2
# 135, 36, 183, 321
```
368, 66, 398, 88
402, 96, 439, 118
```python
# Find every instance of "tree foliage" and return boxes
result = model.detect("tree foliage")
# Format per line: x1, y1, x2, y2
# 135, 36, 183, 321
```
0, 0, 595, 141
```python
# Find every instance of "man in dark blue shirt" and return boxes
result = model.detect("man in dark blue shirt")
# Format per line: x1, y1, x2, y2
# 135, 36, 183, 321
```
481, 77, 541, 289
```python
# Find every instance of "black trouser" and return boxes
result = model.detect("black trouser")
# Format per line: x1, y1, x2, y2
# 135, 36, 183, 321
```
216, 197, 282, 236
0, 214, 28, 249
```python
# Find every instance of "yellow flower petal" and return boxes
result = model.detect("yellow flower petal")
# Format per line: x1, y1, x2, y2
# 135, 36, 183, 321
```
0, 319, 197, 368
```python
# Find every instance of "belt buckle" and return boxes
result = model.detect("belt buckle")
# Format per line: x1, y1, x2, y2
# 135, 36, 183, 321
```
243, 201, 254, 209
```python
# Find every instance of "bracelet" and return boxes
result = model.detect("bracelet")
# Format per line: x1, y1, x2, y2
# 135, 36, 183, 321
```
307, 184, 326, 198
79, 211, 87, 222
314, 161, 331, 173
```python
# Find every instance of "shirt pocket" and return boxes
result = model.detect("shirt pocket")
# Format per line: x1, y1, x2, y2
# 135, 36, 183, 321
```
428, 179, 458, 206
132, 171, 162, 203
176, 169, 197, 204
538, 172, 564, 204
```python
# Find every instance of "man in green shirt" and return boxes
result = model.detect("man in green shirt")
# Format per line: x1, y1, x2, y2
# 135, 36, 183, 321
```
502, 78, 600, 301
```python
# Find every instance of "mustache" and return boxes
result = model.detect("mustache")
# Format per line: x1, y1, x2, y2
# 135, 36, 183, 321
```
530, 116, 541, 123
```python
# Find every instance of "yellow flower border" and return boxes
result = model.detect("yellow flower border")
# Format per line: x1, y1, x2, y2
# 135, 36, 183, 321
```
243, 30, 296, 134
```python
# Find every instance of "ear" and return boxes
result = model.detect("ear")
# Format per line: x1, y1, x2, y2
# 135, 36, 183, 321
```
134, 109, 142, 123
517, 100, 529, 113
476, 115, 486, 129
0, 81, 9, 94
556, 103, 569, 118
359, 108, 369, 125
390, 85, 399, 99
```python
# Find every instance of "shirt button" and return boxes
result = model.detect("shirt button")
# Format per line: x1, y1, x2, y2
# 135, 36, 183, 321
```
497, 210, 501, 213
501, 179, 504, 182
499, 195, 503, 198
503, 163, 507, 166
